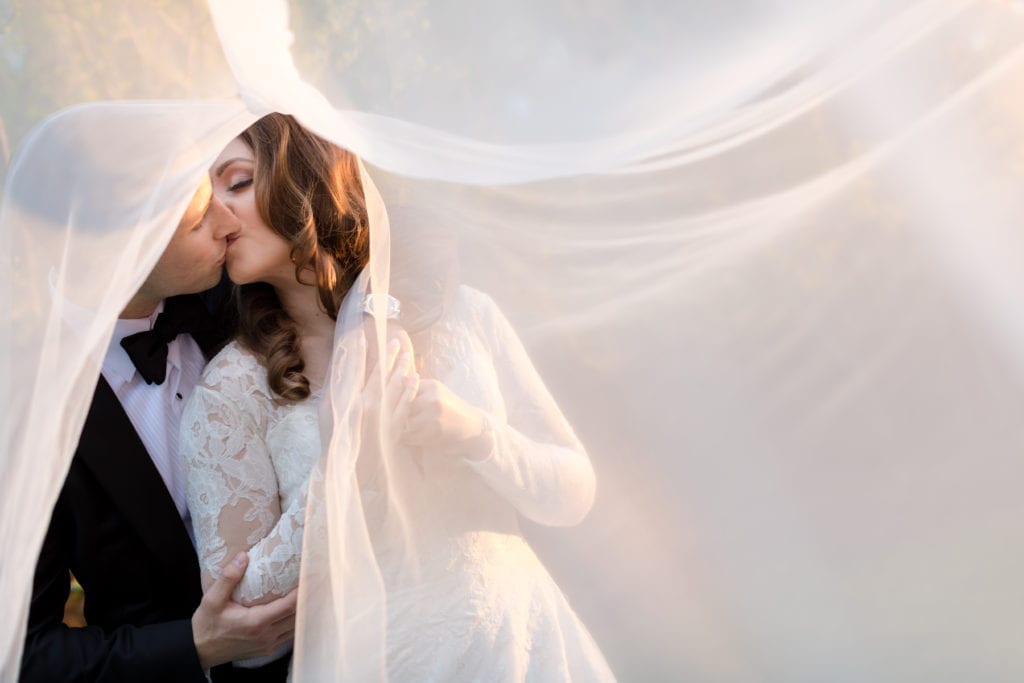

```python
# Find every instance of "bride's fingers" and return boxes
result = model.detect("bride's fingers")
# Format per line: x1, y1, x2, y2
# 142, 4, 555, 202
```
368, 358, 385, 385
383, 351, 413, 411
363, 336, 404, 395
366, 337, 401, 381
362, 377, 383, 413
391, 371, 419, 429
383, 337, 402, 373
402, 412, 437, 443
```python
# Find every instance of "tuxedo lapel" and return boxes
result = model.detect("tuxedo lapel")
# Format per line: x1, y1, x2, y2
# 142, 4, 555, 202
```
78, 377, 200, 590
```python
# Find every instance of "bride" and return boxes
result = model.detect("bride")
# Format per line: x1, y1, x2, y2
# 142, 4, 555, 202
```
180, 113, 615, 681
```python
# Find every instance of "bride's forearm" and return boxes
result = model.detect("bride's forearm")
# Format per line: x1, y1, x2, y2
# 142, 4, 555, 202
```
194, 512, 300, 607
466, 417, 596, 527
230, 489, 308, 606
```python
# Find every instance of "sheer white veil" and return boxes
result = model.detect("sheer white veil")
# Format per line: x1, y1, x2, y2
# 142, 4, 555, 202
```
5, 1, 1024, 681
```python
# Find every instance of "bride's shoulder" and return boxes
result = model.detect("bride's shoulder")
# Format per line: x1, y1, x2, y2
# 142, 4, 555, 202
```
196, 340, 270, 401
449, 285, 509, 335
450, 285, 499, 321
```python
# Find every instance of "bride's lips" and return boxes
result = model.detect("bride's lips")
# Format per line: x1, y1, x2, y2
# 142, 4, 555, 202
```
218, 235, 238, 266
223, 234, 239, 258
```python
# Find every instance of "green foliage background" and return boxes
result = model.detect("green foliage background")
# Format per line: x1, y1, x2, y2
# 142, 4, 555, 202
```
0, 0, 233, 173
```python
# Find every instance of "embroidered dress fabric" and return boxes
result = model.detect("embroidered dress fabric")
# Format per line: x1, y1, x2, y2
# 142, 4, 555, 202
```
4, 1, 1024, 681
181, 341, 318, 605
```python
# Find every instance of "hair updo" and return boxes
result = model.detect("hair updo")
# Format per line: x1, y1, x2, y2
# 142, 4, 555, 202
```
235, 113, 369, 401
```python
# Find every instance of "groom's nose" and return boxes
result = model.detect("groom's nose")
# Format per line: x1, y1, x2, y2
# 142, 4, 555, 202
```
206, 194, 241, 240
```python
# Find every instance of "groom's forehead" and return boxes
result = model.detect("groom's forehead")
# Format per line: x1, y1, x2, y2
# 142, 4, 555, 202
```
177, 176, 213, 232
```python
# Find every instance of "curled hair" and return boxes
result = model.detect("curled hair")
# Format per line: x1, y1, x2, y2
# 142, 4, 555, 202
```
235, 113, 369, 401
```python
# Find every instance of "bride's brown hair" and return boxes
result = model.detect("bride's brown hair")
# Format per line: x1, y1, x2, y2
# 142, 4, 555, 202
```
235, 113, 369, 401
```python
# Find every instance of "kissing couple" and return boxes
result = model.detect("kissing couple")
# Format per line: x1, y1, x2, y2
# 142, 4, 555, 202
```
22, 112, 615, 682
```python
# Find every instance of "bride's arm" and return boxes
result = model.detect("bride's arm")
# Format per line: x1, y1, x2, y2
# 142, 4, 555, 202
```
181, 380, 305, 607
466, 291, 596, 527
404, 289, 596, 527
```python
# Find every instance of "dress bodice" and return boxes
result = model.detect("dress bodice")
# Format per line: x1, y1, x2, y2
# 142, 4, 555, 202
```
181, 341, 320, 603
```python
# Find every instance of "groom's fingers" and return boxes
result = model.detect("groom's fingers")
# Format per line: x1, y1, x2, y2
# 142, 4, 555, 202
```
269, 610, 297, 641
272, 628, 296, 651
247, 587, 299, 626
269, 610, 296, 631
205, 551, 248, 606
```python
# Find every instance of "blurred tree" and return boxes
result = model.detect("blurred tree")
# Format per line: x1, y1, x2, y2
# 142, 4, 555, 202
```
0, 0, 234, 172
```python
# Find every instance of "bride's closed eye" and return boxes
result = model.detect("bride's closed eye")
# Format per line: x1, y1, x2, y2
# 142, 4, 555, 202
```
228, 177, 253, 192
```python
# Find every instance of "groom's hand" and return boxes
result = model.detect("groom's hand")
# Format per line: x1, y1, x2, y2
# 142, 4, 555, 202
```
191, 552, 298, 670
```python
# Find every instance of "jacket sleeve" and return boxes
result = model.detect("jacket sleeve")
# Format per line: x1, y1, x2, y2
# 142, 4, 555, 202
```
19, 485, 207, 683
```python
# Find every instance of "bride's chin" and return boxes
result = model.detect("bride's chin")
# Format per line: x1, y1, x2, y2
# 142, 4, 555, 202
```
225, 266, 250, 286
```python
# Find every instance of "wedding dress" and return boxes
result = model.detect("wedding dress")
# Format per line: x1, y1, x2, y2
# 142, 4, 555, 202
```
180, 284, 615, 681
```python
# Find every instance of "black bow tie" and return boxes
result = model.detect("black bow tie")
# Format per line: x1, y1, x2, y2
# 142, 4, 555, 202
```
120, 297, 212, 385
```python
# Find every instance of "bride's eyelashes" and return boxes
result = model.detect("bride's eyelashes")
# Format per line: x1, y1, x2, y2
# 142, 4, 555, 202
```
228, 178, 253, 192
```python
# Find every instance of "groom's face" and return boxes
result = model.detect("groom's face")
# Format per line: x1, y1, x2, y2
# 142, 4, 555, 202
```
146, 178, 240, 298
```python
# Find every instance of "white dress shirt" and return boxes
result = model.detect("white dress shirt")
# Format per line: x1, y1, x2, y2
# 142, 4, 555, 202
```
103, 302, 207, 545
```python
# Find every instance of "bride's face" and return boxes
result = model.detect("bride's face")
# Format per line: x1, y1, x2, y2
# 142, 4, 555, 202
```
210, 137, 294, 287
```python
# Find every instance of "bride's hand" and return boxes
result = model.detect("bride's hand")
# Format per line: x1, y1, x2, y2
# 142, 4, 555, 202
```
362, 337, 418, 452
402, 379, 494, 461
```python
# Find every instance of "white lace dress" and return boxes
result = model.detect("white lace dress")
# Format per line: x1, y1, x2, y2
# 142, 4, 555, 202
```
181, 286, 615, 681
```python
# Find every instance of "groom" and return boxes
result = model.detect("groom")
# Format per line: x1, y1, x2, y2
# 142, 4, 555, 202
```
20, 181, 295, 682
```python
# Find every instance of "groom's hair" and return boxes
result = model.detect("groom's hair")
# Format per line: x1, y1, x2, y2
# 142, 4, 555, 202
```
235, 113, 370, 402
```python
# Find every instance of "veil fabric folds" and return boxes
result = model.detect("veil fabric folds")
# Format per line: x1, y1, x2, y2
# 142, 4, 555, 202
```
4, 1, 1024, 681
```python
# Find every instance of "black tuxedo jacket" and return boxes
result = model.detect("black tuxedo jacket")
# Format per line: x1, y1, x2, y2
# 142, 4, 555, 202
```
21, 376, 215, 682
20, 290, 287, 682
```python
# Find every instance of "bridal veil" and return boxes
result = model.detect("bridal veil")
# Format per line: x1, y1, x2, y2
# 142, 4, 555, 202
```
4, 1, 1024, 680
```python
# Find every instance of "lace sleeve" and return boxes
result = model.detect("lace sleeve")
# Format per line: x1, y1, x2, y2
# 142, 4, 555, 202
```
181, 366, 305, 606
463, 291, 596, 527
